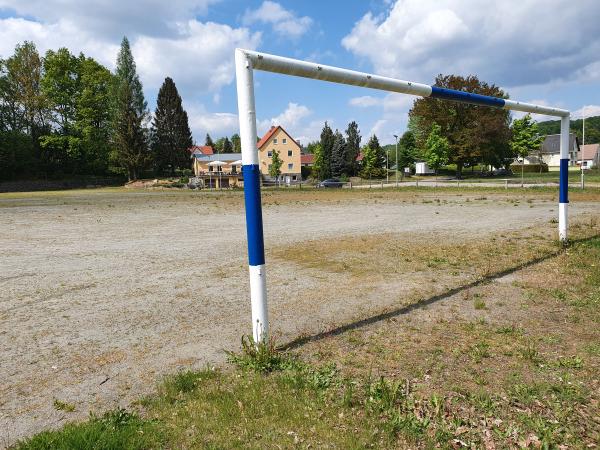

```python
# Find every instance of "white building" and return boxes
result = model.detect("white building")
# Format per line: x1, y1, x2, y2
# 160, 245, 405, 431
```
578, 144, 599, 169
523, 133, 579, 167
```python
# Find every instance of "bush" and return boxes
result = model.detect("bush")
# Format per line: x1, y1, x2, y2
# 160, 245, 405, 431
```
510, 163, 549, 173
301, 165, 312, 180
226, 335, 298, 373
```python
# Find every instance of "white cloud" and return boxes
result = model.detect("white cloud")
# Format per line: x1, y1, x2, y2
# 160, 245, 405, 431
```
187, 105, 239, 140
243, 1, 312, 39
342, 0, 600, 87
0, 0, 220, 38
349, 96, 382, 108
572, 105, 600, 120
0, 16, 261, 103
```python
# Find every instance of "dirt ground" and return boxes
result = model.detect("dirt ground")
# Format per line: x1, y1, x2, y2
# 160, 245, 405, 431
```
1, 188, 598, 446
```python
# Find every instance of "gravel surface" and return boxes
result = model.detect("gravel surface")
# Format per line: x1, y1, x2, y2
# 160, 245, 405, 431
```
0, 190, 596, 445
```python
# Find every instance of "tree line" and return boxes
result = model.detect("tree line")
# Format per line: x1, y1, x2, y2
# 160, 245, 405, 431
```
0, 38, 193, 181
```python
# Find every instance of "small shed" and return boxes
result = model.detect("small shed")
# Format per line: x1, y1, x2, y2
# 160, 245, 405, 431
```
415, 161, 435, 175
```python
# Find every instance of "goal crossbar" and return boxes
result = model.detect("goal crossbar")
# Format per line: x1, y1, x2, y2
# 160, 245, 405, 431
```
234, 48, 571, 343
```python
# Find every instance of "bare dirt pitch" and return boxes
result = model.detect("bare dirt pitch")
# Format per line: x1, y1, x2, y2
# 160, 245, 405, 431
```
1, 187, 598, 445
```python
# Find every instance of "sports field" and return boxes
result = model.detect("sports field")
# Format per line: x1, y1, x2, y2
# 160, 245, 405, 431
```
1, 187, 599, 446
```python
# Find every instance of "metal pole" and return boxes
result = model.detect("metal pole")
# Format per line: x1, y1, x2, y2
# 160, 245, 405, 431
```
581, 106, 585, 189
559, 115, 570, 243
394, 134, 399, 187
235, 49, 268, 343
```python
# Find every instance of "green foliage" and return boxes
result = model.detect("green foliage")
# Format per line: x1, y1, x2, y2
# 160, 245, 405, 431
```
423, 123, 450, 173
344, 120, 361, 175
230, 133, 241, 152
509, 162, 548, 173
226, 335, 298, 373
330, 129, 346, 177
14, 408, 162, 450
269, 149, 283, 178
312, 143, 324, 180
510, 114, 543, 160
409, 74, 510, 175
537, 115, 600, 144
319, 122, 334, 179
112, 36, 149, 181
151, 77, 193, 175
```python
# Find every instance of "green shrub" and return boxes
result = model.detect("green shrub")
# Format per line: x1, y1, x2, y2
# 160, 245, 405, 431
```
510, 163, 549, 173
226, 335, 298, 373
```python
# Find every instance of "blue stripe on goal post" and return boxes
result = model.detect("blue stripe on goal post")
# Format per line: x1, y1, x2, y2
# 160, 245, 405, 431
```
559, 158, 569, 204
430, 86, 506, 108
242, 164, 266, 266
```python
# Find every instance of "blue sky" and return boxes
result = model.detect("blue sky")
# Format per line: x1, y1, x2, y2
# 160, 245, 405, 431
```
1, 0, 599, 145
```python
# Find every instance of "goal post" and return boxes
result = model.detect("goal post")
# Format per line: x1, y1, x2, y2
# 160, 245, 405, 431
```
235, 48, 571, 343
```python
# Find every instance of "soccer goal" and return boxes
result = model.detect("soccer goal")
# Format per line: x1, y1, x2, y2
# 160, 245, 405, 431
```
234, 48, 571, 343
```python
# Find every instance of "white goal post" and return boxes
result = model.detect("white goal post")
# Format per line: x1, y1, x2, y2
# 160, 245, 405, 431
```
234, 48, 571, 343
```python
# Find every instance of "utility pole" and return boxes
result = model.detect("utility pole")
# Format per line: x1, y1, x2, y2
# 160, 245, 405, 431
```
393, 134, 399, 187
582, 106, 585, 189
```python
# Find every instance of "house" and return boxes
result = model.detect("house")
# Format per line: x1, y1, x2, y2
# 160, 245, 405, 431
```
523, 133, 579, 167
578, 143, 599, 169
257, 125, 302, 184
189, 125, 302, 187
301, 153, 315, 167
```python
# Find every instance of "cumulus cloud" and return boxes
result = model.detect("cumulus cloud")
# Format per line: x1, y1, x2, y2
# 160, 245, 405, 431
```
572, 105, 600, 120
342, 0, 600, 87
349, 96, 383, 108
243, 1, 312, 39
187, 105, 239, 139
0, 0, 220, 38
0, 15, 261, 103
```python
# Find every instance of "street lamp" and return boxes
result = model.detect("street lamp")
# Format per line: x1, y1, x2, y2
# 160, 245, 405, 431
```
393, 134, 399, 187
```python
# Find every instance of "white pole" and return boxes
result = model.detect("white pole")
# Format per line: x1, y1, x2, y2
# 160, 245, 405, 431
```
235, 49, 269, 343
394, 134, 399, 187
559, 115, 570, 243
581, 107, 585, 189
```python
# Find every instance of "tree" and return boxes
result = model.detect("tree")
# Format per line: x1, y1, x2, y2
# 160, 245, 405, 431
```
398, 130, 417, 171
423, 124, 450, 175
312, 143, 324, 180
205, 133, 214, 148
345, 121, 361, 175
319, 122, 334, 179
112, 36, 148, 180
359, 144, 377, 178
409, 74, 510, 177
367, 134, 385, 169
222, 136, 233, 153
269, 149, 282, 179
330, 130, 346, 177
231, 133, 241, 152
42, 48, 79, 133
151, 77, 193, 175
510, 114, 544, 173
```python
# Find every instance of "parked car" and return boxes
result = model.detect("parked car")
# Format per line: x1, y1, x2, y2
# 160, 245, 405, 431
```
318, 178, 345, 188
492, 168, 513, 176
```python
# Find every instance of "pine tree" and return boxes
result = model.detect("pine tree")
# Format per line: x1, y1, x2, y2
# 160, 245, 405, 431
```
319, 122, 334, 179
345, 121, 361, 175
112, 36, 148, 180
205, 133, 214, 148
330, 130, 346, 177
367, 134, 385, 169
151, 77, 193, 175
222, 136, 233, 153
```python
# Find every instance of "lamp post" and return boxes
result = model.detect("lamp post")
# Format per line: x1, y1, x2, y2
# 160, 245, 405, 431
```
386, 150, 389, 184
582, 106, 585, 189
393, 134, 399, 187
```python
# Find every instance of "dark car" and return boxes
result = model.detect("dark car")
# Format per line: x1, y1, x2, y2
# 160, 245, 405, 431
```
318, 178, 345, 188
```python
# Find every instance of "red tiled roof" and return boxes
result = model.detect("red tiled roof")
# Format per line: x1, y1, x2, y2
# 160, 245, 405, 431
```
257, 125, 301, 149
580, 143, 599, 160
189, 145, 214, 155
356, 152, 364, 162
301, 154, 315, 164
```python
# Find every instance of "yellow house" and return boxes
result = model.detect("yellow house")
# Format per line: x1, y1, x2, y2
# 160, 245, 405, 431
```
257, 126, 302, 183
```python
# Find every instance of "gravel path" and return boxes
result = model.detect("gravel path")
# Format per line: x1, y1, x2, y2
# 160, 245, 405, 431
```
0, 190, 596, 445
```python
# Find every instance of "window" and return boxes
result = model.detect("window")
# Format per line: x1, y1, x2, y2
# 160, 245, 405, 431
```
273, 138, 278, 144
288, 150, 292, 157
267, 151, 272, 157
283, 138, 287, 144
292, 175, 297, 180
288, 163, 293, 170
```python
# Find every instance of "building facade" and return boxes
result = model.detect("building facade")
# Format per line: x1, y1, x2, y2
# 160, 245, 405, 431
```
523, 133, 579, 167
190, 126, 302, 187
257, 126, 302, 183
